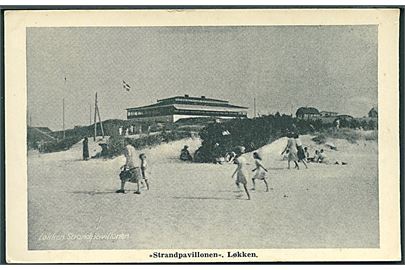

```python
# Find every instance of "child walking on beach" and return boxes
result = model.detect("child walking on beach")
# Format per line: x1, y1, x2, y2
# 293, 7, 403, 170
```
139, 153, 149, 190
251, 152, 269, 192
231, 146, 251, 200
295, 134, 308, 169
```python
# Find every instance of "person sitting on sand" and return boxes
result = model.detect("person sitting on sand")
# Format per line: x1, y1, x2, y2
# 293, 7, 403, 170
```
281, 133, 300, 170
317, 149, 348, 166
139, 153, 149, 190
215, 156, 226, 165
226, 151, 237, 163
116, 138, 141, 194
318, 149, 328, 163
308, 150, 320, 163
231, 146, 250, 200
251, 152, 269, 192
304, 147, 310, 160
180, 145, 193, 161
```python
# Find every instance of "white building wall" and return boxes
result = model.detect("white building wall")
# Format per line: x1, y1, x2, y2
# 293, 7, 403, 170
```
172, 114, 238, 122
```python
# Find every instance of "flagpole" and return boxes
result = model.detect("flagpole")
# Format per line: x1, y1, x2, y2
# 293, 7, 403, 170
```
253, 97, 256, 118
94, 92, 97, 141
97, 100, 105, 138
62, 76, 67, 139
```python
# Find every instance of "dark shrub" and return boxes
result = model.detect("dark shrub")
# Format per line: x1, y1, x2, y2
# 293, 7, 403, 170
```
196, 114, 318, 163
40, 136, 82, 153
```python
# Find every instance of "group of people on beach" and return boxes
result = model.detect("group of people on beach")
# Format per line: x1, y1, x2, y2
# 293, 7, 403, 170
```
281, 133, 308, 170
280, 133, 335, 167
81, 131, 342, 199
110, 133, 318, 199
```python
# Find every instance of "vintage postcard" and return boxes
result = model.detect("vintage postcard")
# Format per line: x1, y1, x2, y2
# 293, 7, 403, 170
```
4, 8, 401, 263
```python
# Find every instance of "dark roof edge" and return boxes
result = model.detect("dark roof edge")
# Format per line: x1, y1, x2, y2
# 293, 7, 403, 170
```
126, 103, 248, 111
157, 96, 228, 103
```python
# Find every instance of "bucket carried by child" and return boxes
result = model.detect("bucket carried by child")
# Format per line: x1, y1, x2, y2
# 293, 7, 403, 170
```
119, 167, 142, 183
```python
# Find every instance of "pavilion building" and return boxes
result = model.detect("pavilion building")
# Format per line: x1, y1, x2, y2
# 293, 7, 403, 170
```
126, 94, 248, 123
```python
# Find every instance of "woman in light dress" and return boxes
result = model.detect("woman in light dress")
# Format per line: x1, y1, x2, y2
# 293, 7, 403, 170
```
281, 133, 300, 170
231, 146, 251, 200
116, 138, 141, 194
251, 152, 269, 192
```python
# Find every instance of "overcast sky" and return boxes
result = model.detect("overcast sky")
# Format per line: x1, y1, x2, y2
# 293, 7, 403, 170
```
27, 26, 377, 131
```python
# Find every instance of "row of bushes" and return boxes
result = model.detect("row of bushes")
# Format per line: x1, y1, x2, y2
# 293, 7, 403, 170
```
194, 114, 377, 163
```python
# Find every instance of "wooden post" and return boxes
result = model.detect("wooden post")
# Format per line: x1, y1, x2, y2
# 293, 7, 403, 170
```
96, 101, 105, 138
93, 93, 97, 141
253, 97, 256, 118
93, 92, 105, 140
62, 98, 65, 139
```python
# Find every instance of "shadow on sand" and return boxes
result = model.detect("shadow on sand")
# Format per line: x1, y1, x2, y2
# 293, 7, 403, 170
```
71, 190, 117, 196
268, 167, 287, 170
172, 196, 234, 201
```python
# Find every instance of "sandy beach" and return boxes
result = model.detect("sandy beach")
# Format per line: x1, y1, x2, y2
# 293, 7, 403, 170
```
28, 135, 379, 250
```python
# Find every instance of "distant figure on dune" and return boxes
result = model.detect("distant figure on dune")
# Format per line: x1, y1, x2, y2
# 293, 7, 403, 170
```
251, 152, 269, 192
281, 133, 300, 170
116, 138, 142, 194
82, 137, 89, 161
231, 146, 250, 200
180, 145, 193, 161
295, 134, 308, 169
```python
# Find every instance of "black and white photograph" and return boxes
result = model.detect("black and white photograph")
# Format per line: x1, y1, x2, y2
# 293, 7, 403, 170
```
4, 9, 401, 263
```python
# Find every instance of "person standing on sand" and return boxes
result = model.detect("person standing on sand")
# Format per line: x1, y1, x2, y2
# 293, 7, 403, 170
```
281, 133, 300, 170
231, 146, 251, 200
295, 134, 308, 169
116, 138, 141, 194
82, 137, 89, 161
251, 152, 269, 192
139, 153, 150, 190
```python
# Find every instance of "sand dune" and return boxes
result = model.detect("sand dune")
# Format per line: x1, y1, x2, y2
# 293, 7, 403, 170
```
28, 134, 379, 250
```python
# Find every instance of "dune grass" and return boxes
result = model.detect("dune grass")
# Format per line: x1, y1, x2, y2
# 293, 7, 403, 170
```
312, 128, 378, 144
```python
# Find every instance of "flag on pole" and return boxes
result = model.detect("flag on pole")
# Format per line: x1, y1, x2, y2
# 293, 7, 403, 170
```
123, 80, 131, 91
